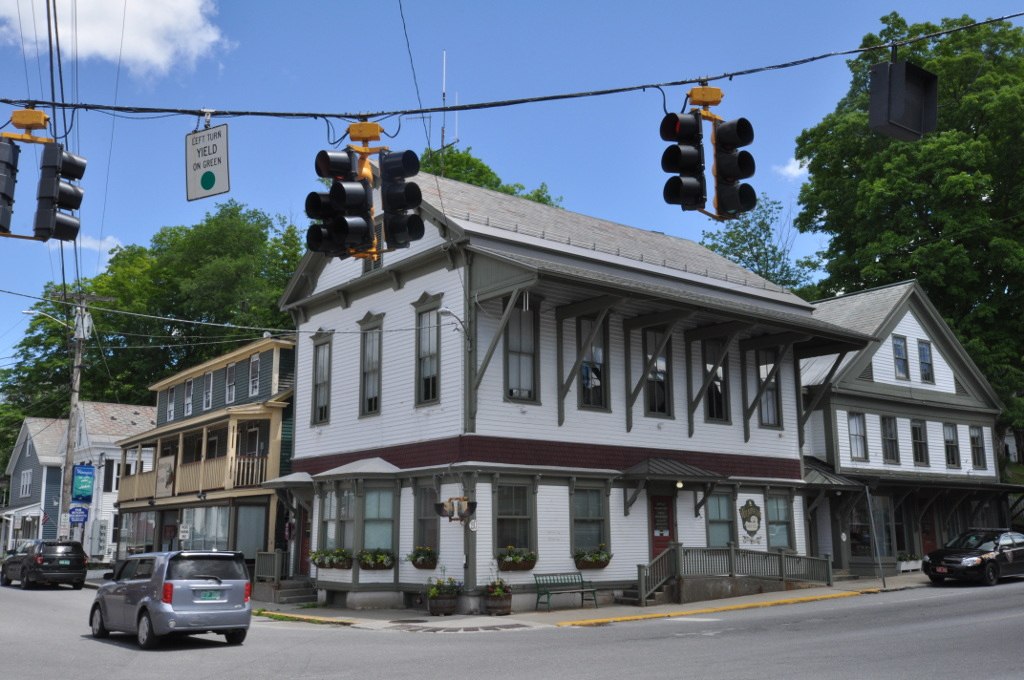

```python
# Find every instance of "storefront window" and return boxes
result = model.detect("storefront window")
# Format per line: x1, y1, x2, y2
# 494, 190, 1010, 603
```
849, 495, 893, 558
119, 511, 156, 558
181, 506, 229, 551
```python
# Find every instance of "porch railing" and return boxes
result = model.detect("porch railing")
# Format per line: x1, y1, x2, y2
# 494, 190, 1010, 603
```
233, 455, 268, 488
637, 544, 680, 606
678, 543, 833, 586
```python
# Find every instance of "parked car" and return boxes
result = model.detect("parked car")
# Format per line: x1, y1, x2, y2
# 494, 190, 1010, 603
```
88, 550, 251, 649
923, 528, 1024, 586
1, 540, 88, 589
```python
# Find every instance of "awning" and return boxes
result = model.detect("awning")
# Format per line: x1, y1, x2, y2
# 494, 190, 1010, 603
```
622, 457, 725, 483
262, 472, 314, 489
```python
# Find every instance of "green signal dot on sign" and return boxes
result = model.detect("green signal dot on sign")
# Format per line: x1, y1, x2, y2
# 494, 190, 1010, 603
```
200, 171, 216, 191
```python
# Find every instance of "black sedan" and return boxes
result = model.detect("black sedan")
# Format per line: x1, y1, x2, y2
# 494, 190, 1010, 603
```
1, 540, 88, 589
923, 528, 1024, 586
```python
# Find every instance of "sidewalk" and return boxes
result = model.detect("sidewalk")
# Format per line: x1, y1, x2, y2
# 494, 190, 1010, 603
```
244, 571, 932, 633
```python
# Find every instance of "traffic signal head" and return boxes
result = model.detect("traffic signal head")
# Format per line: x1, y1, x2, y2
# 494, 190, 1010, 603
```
0, 139, 19, 233
380, 149, 424, 248
34, 142, 86, 242
305, 148, 372, 256
713, 118, 756, 218
659, 111, 706, 210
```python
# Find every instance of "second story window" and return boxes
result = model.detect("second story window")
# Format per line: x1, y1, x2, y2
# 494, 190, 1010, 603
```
881, 415, 900, 463
757, 348, 780, 427
578, 316, 608, 409
225, 362, 236, 404
911, 419, 929, 465
184, 379, 194, 416
644, 328, 671, 417
203, 372, 213, 410
944, 423, 961, 467
20, 469, 31, 497
848, 412, 867, 461
167, 386, 176, 421
970, 426, 987, 469
892, 336, 909, 380
248, 354, 260, 397
361, 326, 382, 416
312, 339, 331, 425
703, 339, 730, 423
918, 340, 934, 383
416, 310, 439, 405
506, 298, 539, 402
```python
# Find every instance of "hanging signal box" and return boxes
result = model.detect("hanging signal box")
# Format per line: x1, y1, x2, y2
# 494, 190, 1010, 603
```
869, 60, 938, 141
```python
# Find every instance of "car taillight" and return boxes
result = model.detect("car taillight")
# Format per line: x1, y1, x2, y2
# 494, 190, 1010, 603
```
83, 556, 88, 566
244, 582, 251, 603
162, 583, 174, 604
34, 555, 44, 565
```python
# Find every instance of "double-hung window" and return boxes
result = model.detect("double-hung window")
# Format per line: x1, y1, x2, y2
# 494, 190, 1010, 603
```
320, 487, 354, 550
918, 340, 934, 383
578, 317, 608, 409
248, 354, 260, 397
703, 339, 729, 422
881, 415, 900, 463
757, 348, 780, 427
944, 423, 961, 467
363, 488, 394, 550
766, 495, 793, 550
360, 318, 382, 417
707, 493, 734, 547
184, 379, 194, 416
970, 426, 986, 469
644, 328, 672, 417
225, 362, 236, 404
572, 488, 606, 553
203, 372, 213, 410
19, 469, 31, 497
495, 483, 533, 551
911, 419, 929, 465
166, 386, 176, 421
414, 486, 439, 551
312, 339, 331, 424
892, 336, 909, 380
506, 298, 539, 402
848, 412, 868, 461
416, 309, 439, 405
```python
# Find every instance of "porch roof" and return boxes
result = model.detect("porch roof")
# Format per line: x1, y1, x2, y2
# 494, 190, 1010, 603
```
621, 457, 725, 483
803, 458, 861, 490
262, 471, 313, 489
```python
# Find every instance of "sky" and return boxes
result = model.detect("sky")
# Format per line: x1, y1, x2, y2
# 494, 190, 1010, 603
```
0, 0, 1021, 380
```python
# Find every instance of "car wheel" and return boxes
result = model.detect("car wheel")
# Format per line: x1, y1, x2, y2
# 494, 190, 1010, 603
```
90, 606, 110, 639
928, 574, 945, 585
72, 582, 84, 590
982, 562, 999, 587
20, 574, 32, 590
224, 629, 247, 645
136, 612, 160, 650
0, 569, 10, 587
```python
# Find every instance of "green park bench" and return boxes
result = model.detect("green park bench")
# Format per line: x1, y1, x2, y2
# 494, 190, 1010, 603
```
533, 571, 598, 611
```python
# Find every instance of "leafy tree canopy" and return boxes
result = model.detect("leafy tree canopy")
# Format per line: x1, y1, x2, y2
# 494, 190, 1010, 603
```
795, 13, 1024, 429
420, 146, 562, 207
700, 194, 821, 297
0, 201, 302, 470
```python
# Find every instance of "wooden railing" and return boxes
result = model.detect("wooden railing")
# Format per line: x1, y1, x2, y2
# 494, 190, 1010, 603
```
176, 461, 203, 494
233, 456, 268, 488
678, 543, 833, 585
637, 544, 680, 607
119, 470, 156, 501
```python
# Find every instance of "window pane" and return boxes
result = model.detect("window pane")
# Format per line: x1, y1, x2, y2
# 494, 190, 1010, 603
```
918, 341, 934, 383
507, 305, 537, 401
849, 413, 867, 460
892, 336, 909, 379
704, 340, 728, 421
757, 348, 779, 426
579, 318, 606, 408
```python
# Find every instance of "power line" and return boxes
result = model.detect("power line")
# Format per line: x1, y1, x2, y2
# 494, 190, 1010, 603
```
2, 12, 1021, 126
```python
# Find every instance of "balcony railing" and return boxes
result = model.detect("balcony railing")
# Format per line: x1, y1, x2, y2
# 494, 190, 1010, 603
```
118, 453, 269, 502
233, 455, 268, 488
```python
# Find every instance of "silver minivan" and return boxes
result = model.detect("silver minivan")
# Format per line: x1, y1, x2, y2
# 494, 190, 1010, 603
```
89, 550, 251, 648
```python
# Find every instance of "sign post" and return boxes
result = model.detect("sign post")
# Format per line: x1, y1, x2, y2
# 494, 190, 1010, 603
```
185, 124, 230, 201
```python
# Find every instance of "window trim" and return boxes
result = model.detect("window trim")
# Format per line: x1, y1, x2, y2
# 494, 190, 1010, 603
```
184, 379, 194, 417
358, 313, 384, 417
225, 362, 236, 404
492, 479, 537, 555
569, 484, 610, 556
311, 334, 332, 425
248, 354, 260, 398
944, 423, 961, 468
576, 316, 610, 411
881, 415, 900, 464
702, 338, 731, 424
706, 491, 736, 548
19, 469, 31, 497
202, 371, 213, 410
413, 301, 441, 407
766, 493, 794, 551
970, 425, 987, 470
413, 484, 439, 551
892, 335, 909, 380
756, 347, 781, 428
166, 386, 176, 421
848, 412, 868, 461
362, 485, 396, 552
643, 327, 673, 418
504, 295, 541, 404
911, 419, 929, 466
917, 340, 934, 384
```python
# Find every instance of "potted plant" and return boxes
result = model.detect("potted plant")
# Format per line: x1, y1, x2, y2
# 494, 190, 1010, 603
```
483, 577, 512, 616
573, 543, 612, 569
356, 548, 395, 570
426, 576, 462, 616
406, 545, 438, 570
310, 547, 353, 569
496, 545, 537, 571
896, 551, 922, 572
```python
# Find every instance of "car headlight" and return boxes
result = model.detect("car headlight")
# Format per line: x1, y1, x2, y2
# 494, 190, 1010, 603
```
961, 556, 982, 567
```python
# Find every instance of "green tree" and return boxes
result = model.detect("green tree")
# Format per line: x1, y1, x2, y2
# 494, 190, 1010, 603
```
0, 201, 302, 470
420, 146, 562, 206
700, 194, 821, 295
795, 13, 1024, 429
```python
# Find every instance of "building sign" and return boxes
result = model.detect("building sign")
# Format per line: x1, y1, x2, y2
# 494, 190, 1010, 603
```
155, 457, 175, 498
69, 506, 89, 524
71, 465, 95, 503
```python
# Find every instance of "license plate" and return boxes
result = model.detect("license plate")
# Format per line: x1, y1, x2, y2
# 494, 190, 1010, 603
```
198, 590, 220, 601
58, 559, 70, 566
935, 566, 948, 574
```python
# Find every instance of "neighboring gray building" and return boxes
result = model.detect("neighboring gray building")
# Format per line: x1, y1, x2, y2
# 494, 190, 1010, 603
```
1, 417, 67, 550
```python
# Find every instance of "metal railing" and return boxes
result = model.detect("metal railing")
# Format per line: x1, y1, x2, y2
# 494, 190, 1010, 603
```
255, 550, 285, 584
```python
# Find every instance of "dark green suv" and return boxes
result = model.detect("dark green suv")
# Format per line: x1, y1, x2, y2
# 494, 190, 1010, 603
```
1, 540, 88, 589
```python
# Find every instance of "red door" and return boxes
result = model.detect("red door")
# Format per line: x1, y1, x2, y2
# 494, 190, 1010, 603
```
650, 495, 676, 558
920, 507, 938, 555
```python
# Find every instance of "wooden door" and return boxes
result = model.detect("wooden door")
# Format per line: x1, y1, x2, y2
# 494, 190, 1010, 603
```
650, 495, 676, 558
920, 508, 938, 555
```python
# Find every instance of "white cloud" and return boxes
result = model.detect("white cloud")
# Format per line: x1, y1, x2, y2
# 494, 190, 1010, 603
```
773, 157, 808, 181
49, 234, 122, 271
0, 0, 228, 78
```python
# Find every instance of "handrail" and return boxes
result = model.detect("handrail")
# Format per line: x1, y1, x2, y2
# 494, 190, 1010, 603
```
678, 544, 833, 586
636, 543, 680, 607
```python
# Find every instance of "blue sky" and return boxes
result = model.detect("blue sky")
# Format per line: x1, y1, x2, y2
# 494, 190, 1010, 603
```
0, 0, 1020, 376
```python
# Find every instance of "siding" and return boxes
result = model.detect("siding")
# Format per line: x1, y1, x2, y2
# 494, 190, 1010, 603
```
872, 310, 956, 394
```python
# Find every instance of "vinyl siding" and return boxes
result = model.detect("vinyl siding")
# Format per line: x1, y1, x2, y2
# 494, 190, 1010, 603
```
872, 310, 955, 394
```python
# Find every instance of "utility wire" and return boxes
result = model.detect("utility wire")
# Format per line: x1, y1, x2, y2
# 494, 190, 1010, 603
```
3, 12, 1021, 125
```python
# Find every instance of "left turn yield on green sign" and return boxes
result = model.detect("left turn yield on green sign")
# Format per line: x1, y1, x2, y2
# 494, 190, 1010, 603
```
186, 124, 230, 201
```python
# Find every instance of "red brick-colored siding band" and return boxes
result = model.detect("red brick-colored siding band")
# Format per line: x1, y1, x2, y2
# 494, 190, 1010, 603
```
290, 435, 801, 480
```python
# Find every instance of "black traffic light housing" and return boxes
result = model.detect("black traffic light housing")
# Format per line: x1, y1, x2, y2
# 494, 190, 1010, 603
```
0, 139, 18, 234
379, 149, 424, 248
34, 142, 86, 242
305, 149, 373, 257
660, 110, 706, 210
713, 118, 756, 217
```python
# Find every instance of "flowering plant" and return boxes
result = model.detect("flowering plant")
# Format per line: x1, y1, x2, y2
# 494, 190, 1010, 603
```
573, 543, 613, 563
310, 547, 352, 568
485, 577, 511, 597
426, 576, 463, 599
497, 545, 537, 565
356, 548, 395, 569
406, 545, 438, 567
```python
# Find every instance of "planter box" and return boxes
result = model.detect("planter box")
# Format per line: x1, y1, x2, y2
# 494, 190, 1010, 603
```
313, 559, 352, 570
897, 560, 922, 572
574, 558, 610, 570
497, 559, 536, 572
410, 557, 437, 570
428, 595, 458, 616
484, 595, 512, 616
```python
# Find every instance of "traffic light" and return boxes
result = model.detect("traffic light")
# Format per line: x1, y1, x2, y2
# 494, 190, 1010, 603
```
660, 110, 706, 210
305, 149, 372, 257
34, 142, 86, 242
379, 149, 424, 248
712, 118, 756, 217
0, 139, 18, 233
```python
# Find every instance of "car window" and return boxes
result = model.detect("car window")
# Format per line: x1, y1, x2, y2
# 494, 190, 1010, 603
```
115, 560, 138, 580
946, 531, 1000, 551
133, 558, 155, 580
999, 535, 1014, 548
167, 555, 247, 581
1011, 533, 1024, 547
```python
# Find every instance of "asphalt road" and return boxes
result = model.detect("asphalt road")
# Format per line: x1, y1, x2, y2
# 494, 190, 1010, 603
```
3, 577, 1024, 680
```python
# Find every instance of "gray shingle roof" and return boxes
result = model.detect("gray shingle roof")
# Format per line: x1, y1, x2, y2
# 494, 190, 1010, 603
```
79, 401, 156, 438
810, 281, 916, 335
25, 417, 67, 466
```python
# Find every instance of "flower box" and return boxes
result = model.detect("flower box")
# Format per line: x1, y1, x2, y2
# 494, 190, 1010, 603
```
314, 558, 352, 570
356, 548, 395, 570
897, 560, 922, 572
574, 557, 610, 570
484, 594, 512, 616
428, 594, 458, 616
498, 559, 536, 571
410, 557, 437, 570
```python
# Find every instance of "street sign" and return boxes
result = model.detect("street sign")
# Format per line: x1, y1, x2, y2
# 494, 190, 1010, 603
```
69, 506, 88, 524
185, 124, 230, 201
72, 464, 94, 503
178, 524, 191, 541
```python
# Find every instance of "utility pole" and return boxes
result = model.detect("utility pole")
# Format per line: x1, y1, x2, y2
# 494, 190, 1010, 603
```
57, 302, 89, 541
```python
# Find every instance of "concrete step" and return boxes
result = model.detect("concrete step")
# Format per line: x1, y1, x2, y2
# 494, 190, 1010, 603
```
277, 591, 318, 605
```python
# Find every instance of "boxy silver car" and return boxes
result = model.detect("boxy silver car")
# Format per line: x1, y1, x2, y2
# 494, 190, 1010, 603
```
89, 550, 251, 649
